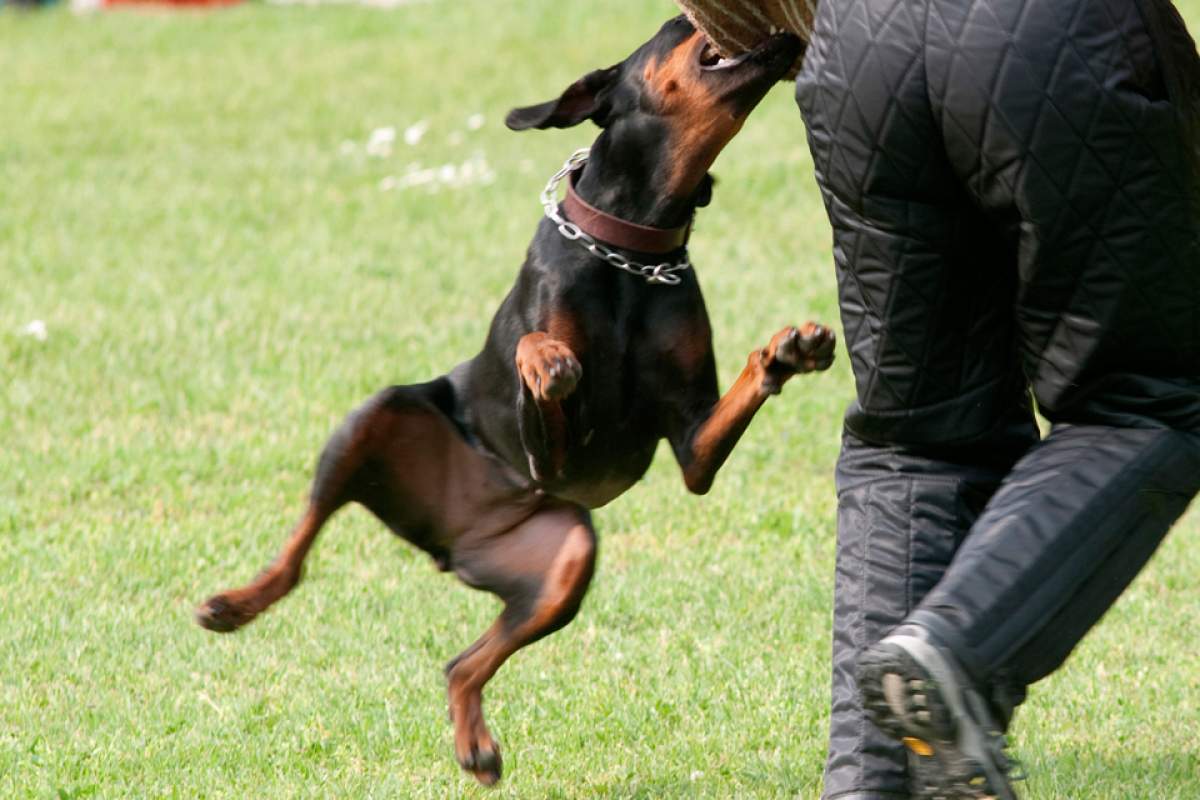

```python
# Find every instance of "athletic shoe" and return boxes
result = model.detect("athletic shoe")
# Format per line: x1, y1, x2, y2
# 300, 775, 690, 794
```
857, 626, 1021, 799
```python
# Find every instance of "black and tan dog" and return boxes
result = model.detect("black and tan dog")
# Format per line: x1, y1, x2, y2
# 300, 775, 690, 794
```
195, 17, 831, 786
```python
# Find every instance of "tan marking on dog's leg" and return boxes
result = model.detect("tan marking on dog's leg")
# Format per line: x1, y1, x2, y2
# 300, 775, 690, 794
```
681, 323, 835, 494
194, 504, 330, 632
446, 507, 596, 785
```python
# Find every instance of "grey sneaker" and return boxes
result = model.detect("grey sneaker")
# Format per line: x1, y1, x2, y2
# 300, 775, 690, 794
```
857, 628, 1021, 800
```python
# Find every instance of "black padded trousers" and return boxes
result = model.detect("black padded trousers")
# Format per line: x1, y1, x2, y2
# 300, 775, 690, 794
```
827, 424, 1200, 799
826, 422, 1037, 798
795, 0, 1200, 797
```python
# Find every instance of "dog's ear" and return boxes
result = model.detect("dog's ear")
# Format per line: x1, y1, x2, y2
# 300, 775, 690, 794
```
694, 174, 715, 208
505, 65, 621, 131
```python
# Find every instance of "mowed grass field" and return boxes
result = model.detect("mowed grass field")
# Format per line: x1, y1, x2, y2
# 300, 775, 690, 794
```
2, 1, 1199, 797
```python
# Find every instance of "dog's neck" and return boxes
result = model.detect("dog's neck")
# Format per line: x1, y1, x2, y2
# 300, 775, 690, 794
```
572, 131, 706, 232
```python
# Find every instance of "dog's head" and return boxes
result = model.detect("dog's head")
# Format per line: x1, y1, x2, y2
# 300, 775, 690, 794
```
506, 16, 802, 215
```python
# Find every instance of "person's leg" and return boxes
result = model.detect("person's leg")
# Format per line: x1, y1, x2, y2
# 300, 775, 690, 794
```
861, 425, 1200, 797
859, 0, 1200, 795
916, 425, 1200, 683
827, 429, 1032, 799
796, 1, 1040, 795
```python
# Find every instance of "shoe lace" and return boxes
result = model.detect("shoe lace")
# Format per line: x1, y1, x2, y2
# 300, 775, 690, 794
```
991, 732, 1026, 782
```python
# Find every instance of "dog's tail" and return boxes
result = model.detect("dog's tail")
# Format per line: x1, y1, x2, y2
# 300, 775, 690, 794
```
193, 399, 377, 634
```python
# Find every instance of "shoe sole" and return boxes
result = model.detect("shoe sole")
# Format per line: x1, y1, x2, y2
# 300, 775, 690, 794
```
858, 635, 1019, 800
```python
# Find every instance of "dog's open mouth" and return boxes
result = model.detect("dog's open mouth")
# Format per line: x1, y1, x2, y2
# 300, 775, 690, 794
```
699, 40, 748, 70
698, 30, 802, 75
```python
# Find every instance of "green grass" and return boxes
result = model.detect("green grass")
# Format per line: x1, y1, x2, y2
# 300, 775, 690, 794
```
2, 1, 1198, 797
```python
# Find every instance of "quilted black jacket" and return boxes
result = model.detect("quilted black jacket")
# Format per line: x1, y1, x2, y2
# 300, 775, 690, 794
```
789, 0, 1200, 443
678, 0, 1200, 440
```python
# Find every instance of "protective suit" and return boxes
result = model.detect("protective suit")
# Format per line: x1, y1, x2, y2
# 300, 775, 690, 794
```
677, 0, 1200, 796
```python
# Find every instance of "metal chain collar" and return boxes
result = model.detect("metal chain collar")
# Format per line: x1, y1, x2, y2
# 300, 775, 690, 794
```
540, 148, 692, 287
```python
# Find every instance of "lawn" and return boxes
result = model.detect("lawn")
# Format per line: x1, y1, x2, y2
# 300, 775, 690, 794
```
2, 1, 1198, 797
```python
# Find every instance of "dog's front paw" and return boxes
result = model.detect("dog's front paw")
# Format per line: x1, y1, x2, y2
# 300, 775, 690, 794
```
772, 322, 836, 373
516, 334, 582, 402
760, 323, 836, 394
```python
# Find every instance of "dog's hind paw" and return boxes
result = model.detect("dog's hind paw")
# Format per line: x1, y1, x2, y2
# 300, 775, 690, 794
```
460, 741, 502, 786
194, 593, 255, 633
454, 730, 502, 786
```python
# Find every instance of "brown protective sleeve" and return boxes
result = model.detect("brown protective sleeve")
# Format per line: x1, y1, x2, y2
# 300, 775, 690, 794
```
673, 0, 817, 59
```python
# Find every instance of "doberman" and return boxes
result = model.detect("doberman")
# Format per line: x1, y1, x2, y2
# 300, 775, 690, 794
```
195, 16, 832, 786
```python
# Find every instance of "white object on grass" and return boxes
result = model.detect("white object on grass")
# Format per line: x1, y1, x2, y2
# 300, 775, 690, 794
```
379, 153, 496, 193
403, 120, 429, 146
21, 320, 48, 341
366, 126, 396, 157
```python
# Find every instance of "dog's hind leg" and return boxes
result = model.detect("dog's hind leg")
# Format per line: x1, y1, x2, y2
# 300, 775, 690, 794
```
445, 502, 596, 786
194, 385, 452, 633
194, 502, 339, 633
192, 400, 380, 632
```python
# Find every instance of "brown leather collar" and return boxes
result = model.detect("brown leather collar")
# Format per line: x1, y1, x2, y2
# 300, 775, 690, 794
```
562, 168, 691, 255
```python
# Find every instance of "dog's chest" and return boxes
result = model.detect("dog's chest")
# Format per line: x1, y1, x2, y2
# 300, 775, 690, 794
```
572, 292, 702, 417
559, 288, 710, 460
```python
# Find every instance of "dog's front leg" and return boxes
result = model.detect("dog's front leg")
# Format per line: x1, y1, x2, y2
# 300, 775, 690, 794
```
669, 323, 835, 495
514, 332, 582, 481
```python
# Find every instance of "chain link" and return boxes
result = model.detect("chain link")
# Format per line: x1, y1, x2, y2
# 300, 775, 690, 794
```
540, 148, 691, 287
